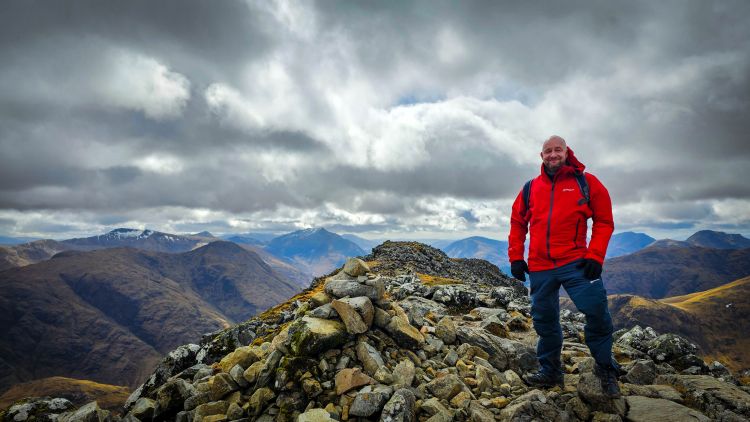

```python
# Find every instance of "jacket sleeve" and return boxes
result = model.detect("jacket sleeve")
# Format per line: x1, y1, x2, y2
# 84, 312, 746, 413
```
585, 173, 614, 264
508, 188, 529, 263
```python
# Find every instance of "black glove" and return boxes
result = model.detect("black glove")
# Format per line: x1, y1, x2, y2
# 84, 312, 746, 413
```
577, 258, 602, 280
510, 260, 529, 282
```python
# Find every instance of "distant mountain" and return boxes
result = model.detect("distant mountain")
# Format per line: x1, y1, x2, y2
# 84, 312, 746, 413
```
0, 241, 300, 391
603, 245, 750, 298
341, 234, 382, 252
225, 235, 268, 246
236, 244, 312, 289
61, 228, 211, 253
223, 232, 280, 243
563, 276, 750, 372
191, 231, 216, 238
0, 236, 40, 246
264, 228, 365, 276
686, 230, 750, 249
443, 236, 509, 275
0, 239, 69, 271
606, 232, 655, 258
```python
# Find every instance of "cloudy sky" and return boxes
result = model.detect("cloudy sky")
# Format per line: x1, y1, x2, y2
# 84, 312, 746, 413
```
1, 1, 749, 242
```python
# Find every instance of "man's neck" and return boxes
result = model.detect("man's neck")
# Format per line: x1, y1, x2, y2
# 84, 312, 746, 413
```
544, 166, 559, 180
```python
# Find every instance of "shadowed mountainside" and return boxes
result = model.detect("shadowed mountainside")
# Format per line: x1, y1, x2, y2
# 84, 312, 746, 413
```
0, 241, 300, 392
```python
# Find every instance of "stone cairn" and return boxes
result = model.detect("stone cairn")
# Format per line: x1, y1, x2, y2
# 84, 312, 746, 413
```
3, 241, 750, 422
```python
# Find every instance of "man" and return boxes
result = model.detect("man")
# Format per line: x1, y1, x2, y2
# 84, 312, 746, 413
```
508, 135, 620, 398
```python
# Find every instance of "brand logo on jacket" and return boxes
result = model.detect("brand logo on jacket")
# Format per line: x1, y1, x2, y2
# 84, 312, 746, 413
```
562, 188, 575, 192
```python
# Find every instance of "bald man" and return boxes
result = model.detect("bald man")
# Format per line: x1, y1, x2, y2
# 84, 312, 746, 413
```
508, 135, 621, 398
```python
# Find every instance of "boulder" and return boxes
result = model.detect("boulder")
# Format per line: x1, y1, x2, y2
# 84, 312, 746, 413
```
380, 388, 416, 422
331, 299, 369, 334
577, 373, 626, 416
655, 374, 750, 420
385, 316, 425, 349
325, 279, 381, 300
425, 374, 465, 400
217, 346, 260, 373
335, 367, 374, 395
356, 340, 385, 376
57, 402, 111, 422
343, 258, 371, 277
287, 316, 349, 356
625, 396, 710, 422
499, 390, 563, 421
298, 408, 335, 422
455, 326, 536, 373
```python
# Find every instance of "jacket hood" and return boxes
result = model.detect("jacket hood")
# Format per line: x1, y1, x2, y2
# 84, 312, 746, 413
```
540, 146, 586, 176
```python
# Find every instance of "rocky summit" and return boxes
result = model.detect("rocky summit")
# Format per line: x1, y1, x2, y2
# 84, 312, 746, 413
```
2, 241, 749, 422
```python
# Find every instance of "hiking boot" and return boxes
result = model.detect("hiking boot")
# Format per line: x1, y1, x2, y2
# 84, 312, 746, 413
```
523, 371, 564, 388
594, 364, 621, 399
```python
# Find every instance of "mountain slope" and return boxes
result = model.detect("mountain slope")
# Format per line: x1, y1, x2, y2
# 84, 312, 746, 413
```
590, 277, 750, 372
686, 230, 750, 249
0, 242, 300, 391
0, 239, 69, 271
603, 245, 750, 298
264, 228, 365, 276
61, 228, 211, 253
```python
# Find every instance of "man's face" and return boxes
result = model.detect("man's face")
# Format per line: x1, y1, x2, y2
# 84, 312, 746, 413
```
540, 138, 568, 172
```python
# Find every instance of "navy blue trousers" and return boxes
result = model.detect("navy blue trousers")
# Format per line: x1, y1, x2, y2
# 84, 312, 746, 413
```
529, 259, 618, 376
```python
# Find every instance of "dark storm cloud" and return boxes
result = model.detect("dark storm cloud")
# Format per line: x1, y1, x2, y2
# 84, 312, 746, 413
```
0, 0, 749, 238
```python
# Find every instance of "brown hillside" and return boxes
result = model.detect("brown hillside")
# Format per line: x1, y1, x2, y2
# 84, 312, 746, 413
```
0, 242, 301, 392
0, 377, 129, 412
562, 277, 750, 372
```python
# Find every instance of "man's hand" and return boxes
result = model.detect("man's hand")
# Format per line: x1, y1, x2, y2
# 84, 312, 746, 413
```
511, 260, 529, 282
577, 259, 602, 280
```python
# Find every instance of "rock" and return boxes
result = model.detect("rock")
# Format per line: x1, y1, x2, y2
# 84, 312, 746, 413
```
621, 384, 683, 402
420, 397, 450, 416
469, 307, 510, 321
374, 366, 394, 384
287, 316, 349, 356
385, 316, 425, 350
217, 346, 260, 373
57, 401, 111, 422
308, 303, 337, 319
243, 361, 264, 385
229, 364, 248, 388
425, 373, 465, 400
226, 402, 244, 420
646, 334, 698, 366
208, 372, 239, 400
451, 391, 473, 409
247, 387, 275, 416
565, 396, 591, 421
298, 408, 335, 422
467, 401, 494, 422
130, 398, 156, 421
335, 367, 374, 395
325, 279, 381, 300
310, 292, 332, 308
625, 396, 710, 421
435, 316, 457, 344
374, 306, 393, 328
350, 388, 391, 417
480, 317, 508, 337
357, 340, 385, 376
345, 296, 375, 326
4, 397, 74, 422
331, 299, 369, 334
302, 378, 323, 397
455, 326, 536, 373
398, 296, 448, 327
184, 393, 211, 411
343, 258, 371, 277
443, 349, 459, 366
499, 389, 563, 421
194, 401, 230, 422
380, 388, 416, 422
577, 372, 627, 416
153, 378, 196, 421
590, 412, 622, 422
655, 374, 750, 420
624, 360, 657, 385
392, 359, 416, 387
614, 325, 658, 352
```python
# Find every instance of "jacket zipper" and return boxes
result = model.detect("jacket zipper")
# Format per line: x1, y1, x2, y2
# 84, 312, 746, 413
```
574, 218, 580, 248
546, 179, 557, 266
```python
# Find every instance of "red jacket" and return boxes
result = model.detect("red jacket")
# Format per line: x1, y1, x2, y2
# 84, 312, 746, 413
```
508, 148, 614, 272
